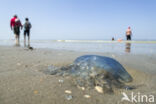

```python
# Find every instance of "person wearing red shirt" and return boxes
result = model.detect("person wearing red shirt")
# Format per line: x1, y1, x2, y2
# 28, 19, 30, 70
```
10, 15, 22, 45
10, 15, 17, 30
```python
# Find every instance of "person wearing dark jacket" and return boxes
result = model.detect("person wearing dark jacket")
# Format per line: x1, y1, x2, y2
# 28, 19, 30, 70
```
23, 18, 32, 47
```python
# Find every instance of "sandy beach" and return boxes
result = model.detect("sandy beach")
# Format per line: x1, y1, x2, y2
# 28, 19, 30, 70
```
0, 46, 156, 104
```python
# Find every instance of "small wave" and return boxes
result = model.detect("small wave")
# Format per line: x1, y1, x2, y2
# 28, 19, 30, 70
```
55, 40, 156, 44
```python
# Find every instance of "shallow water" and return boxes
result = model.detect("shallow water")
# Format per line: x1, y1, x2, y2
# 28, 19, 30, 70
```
1, 39, 156, 55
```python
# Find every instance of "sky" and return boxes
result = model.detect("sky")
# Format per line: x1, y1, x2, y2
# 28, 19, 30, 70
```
0, 0, 156, 40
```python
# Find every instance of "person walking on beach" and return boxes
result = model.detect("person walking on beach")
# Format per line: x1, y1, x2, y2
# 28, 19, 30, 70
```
126, 27, 132, 40
23, 18, 32, 47
10, 15, 22, 45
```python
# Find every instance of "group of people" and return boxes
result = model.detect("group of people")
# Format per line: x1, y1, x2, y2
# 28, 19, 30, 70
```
10, 15, 32, 46
112, 26, 132, 41
10, 14, 132, 46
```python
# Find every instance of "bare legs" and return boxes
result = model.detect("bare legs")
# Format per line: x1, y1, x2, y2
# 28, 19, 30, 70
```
28, 35, 30, 47
24, 35, 26, 47
15, 34, 20, 46
24, 35, 30, 47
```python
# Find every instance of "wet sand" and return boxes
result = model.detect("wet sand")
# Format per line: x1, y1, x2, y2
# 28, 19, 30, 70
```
0, 46, 156, 104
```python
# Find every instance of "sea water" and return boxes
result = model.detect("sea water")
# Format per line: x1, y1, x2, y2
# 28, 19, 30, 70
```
0, 39, 156, 55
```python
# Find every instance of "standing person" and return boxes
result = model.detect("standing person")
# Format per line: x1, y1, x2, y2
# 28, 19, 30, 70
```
14, 18, 23, 45
112, 37, 115, 41
10, 15, 22, 45
126, 27, 132, 40
23, 18, 32, 47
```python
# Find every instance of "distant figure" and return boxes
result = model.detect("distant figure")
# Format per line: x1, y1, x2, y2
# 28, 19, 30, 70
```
126, 27, 132, 40
117, 38, 123, 42
10, 15, 22, 46
112, 37, 115, 41
23, 18, 32, 47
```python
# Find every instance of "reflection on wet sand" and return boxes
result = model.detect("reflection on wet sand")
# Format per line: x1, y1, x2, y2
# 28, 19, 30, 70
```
125, 42, 131, 53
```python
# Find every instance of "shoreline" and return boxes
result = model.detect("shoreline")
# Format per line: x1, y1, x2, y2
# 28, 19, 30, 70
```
1, 40, 156, 56
0, 45, 155, 104
1, 39, 156, 45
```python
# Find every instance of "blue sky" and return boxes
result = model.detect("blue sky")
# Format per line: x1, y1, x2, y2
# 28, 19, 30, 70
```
0, 0, 156, 40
